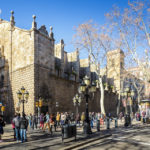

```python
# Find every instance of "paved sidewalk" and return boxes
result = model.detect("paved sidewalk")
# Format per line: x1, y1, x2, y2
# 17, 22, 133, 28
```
0, 119, 142, 150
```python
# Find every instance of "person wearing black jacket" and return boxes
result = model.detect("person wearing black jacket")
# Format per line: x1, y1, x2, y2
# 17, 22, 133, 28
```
19, 113, 28, 143
0, 115, 5, 142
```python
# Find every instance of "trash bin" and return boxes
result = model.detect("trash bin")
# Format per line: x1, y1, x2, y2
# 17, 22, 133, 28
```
62, 124, 76, 142
114, 118, 118, 128
96, 119, 100, 131
70, 124, 76, 139
124, 114, 131, 127
62, 124, 69, 138
106, 118, 110, 129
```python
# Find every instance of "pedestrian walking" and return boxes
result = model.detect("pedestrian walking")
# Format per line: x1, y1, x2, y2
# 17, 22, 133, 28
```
60, 113, 66, 126
43, 112, 50, 132
142, 110, 146, 124
13, 113, 21, 142
28, 114, 32, 128
12, 115, 16, 140
50, 114, 56, 134
32, 114, 37, 130
70, 113, 75, 124
0, 115, 5, 142
39, 113, 44, 130
81, 112, 85, 126
19, 114, 28, 143
56, 112, 60, 128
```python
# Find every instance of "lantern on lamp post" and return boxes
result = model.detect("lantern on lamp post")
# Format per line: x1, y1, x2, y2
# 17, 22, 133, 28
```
121, 85, 135, 127
73, 94, 82, 115
79, 75, 96, 135
17, 86, 29, 116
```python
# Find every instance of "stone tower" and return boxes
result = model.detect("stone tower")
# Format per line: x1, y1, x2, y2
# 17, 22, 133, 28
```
107, 49, 125, 92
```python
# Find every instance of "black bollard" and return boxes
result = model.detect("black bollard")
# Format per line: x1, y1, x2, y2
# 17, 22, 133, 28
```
96, 119, 100, 132
114, 118, 118, 128
106, 118, 110, 129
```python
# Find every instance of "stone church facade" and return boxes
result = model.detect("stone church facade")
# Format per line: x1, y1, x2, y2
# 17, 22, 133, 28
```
0, 12, 119, 121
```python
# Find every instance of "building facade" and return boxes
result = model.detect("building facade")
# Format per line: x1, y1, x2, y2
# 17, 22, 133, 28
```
0, 12, 119, 121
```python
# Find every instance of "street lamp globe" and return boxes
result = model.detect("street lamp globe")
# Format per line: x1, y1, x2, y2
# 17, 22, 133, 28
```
25, 91, 29, 100
73, 97, 76, 106
78, 97, 82, 105
80, 81, 86, 92
17, 90, 22, 100
90, 81, 96, 92
84, 75, 90, 86
21, 86, 25, 94
17, 87, 29, 116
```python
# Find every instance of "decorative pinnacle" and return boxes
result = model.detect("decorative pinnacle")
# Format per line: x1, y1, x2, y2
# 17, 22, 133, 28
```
61, 39, 64, 44
49, 26, 54, 40
32, 15, 37, 29
32, 15, 36, 21
50, 26, 53, 32
10, 10, 15, 26
11, 10, 14, 15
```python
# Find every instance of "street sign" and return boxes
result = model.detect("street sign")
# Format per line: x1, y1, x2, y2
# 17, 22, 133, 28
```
39, 100, 43, 107
1, 106, 5, 111
36, 101, 39, 107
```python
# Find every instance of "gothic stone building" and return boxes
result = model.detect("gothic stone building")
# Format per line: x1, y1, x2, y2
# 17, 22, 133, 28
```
0, 12, 118, 121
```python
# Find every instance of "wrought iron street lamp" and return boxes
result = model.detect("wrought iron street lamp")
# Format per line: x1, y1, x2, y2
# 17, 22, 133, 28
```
17, 86, 29, 116
36, 97, 43, 124
73, 94, 82, 115
79, 75, 96, 134
121, 85, 135, 126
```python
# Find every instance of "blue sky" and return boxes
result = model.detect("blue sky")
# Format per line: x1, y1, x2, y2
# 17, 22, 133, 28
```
0, 0, 129, 52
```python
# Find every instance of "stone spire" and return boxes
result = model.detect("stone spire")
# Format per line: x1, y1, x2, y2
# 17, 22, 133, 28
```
32, 15, 37, 29
49, 26, 54, 40
76, 48, 79, 55
10, 10, 15, 26
61, 39, 64, 44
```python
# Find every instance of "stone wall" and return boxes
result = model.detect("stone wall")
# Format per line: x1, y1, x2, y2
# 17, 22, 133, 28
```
107, 49, 125, 92
0, 20, 35, 119
34, 64, 78, 114
12, 64, 35, 115
34, 30, 55, 73
0, 17, 118, 120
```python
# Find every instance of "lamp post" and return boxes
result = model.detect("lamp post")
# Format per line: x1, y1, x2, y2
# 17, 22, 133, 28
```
79, 76, 96, 134
17, 86, 29, 116
36, 97, 43, 124
73, 94, 82, 115
121, 85, 135, 126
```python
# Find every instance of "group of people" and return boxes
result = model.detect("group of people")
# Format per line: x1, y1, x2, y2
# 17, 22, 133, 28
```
12, 113, 28, 143
0, 111, 116, 143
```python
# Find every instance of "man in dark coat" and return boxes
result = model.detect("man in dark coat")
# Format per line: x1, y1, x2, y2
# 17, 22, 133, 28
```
19, 113, 28, 143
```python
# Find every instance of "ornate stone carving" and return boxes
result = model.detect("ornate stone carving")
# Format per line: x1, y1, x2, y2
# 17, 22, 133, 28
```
38, 25, 48, 36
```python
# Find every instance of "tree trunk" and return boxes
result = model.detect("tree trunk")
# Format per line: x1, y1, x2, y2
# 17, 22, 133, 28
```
137, 95, 141, 112
99, 77, 105, 115
117, 93, 121, 116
